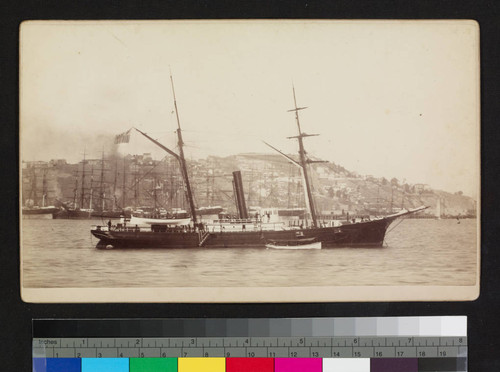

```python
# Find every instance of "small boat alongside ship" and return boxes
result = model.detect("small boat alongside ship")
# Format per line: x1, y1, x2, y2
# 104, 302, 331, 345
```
129, 215, 192, 227
266, 237, 322, 250
91, 77, 427, 249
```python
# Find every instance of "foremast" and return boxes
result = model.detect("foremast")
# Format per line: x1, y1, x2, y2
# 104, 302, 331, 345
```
130, 74, 198, 225
170, 74, 198, 225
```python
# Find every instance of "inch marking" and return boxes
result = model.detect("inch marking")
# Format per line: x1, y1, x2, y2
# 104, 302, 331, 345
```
33, 336, 467, 360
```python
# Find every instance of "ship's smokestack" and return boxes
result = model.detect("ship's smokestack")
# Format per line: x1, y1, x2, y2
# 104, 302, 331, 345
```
232, 170, 248, 219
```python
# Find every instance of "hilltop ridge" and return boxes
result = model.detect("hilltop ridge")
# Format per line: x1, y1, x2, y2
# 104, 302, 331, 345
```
22, 152, 476, 218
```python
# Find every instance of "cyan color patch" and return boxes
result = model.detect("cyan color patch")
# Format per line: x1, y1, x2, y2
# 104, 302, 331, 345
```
82, 358, 129, 372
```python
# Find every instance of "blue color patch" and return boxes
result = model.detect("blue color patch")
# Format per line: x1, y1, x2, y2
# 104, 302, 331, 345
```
82, 358, 129, 372
33, 358, 47, 372
33, 358, 81, 372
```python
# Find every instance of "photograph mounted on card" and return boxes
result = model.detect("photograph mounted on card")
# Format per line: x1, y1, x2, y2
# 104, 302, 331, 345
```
19, 20, 480, 302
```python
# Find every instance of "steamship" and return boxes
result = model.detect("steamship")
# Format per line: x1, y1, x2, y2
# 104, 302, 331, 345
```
90, 78, 426, 249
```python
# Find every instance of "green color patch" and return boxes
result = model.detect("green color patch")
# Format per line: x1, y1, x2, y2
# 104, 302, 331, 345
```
130, 358, 178, 372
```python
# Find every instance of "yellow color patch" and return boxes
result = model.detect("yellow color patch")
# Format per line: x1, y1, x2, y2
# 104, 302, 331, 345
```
178, 357, 226, 372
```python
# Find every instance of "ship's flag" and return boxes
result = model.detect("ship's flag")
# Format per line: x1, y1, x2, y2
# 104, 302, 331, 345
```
114, 129, 131, 144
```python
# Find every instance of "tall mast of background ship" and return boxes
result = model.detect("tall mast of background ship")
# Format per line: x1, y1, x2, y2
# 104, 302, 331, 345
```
80, 149, 86, 210
99, 150, 105, 212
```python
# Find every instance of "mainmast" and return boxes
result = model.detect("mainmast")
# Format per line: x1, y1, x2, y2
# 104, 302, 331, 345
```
122, 158, 127, 208
89, 165, 94, 210
31, 168, 37, 206
99, 151, 105, 212
42, 169, 48, 207
169, 73, 197, 224
80, 150, 86, 210
113, 158, 118, 211
287, 86, 319, 228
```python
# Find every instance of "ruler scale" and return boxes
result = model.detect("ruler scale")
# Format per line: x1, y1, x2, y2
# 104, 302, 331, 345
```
33, 317, 467, 372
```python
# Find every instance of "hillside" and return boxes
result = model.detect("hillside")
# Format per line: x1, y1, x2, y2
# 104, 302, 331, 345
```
21, 153, 477, 218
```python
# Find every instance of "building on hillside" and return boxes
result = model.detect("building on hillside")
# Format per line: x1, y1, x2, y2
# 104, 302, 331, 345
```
49, 159, 67, 167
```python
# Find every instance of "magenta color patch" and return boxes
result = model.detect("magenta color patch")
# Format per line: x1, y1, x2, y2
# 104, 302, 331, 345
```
275, 358, 322, 372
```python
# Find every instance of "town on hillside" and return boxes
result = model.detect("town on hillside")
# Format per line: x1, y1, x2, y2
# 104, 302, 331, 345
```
21, 153, 476, 219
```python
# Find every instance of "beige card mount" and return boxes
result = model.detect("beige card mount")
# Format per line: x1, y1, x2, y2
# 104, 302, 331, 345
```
20, 20, 480, 302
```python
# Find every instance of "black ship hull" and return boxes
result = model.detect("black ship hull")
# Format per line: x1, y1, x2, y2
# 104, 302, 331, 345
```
22, 207, 60, 219
54, 209, 93, 219
91, 215, 397, 249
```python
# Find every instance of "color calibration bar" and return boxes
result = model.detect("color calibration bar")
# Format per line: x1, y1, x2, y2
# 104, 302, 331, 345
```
33, 356, 467, 372
33, 317, 467, 372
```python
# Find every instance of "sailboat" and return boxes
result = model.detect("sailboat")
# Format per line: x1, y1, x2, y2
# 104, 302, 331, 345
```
90, 152, 129, 219
22, 167, 60, 219
53, 152, 94, 219
91, 79, 427, 249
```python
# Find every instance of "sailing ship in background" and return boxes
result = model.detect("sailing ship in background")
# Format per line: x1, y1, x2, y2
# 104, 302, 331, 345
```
90, 75, 426, 249
54, 151, 133, 219
21, 165, 59, 219
54, 150, 93, 219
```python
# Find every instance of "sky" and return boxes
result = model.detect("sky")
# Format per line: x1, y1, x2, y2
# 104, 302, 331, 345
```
20, 20, 479, 198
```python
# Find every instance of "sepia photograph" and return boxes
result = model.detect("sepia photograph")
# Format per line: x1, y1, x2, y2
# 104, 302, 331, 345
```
19, 20, 480, 302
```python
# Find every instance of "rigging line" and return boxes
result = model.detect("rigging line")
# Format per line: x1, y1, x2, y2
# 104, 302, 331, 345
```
181, 128, 262, 136
386, 216, 407, 235
126, 155, 169, 192
143, 189, 169, 210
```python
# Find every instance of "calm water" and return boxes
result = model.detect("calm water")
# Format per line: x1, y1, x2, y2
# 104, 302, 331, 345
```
21, 218, 477, 288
